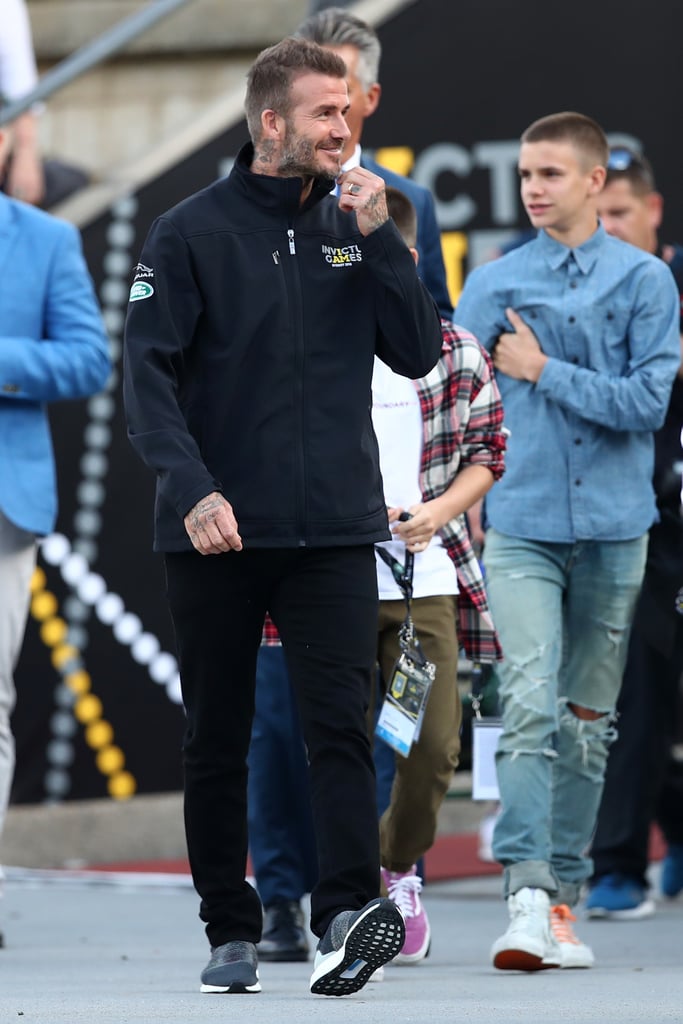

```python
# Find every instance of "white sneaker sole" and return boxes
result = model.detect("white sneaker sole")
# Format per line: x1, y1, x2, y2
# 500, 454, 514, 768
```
557, 945, 595, 969
310, 899, 405, 996
200, 978, 261, 994
586, 898, 655, 921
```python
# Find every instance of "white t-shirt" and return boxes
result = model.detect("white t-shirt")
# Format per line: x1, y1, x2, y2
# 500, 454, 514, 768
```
372, 356, 458, 600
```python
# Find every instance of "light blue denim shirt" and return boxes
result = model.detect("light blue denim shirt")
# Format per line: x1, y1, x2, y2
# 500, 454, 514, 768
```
454, 225, 681, 542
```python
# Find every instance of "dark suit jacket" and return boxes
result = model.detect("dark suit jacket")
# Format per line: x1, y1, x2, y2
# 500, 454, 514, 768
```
362, 154, 452, 319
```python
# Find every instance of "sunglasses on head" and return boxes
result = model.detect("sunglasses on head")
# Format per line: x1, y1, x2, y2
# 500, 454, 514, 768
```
607, 147, 643, 171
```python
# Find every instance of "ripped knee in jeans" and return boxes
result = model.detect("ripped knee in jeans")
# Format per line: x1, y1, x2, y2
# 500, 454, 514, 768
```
558, 700, 617, 775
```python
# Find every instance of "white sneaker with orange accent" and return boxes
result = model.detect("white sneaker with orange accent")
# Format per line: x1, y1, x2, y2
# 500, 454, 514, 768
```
491, 887, 561, 971
550, 904, 595, 968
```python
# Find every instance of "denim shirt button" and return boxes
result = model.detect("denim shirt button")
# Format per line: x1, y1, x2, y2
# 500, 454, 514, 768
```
568, 316, 576, 324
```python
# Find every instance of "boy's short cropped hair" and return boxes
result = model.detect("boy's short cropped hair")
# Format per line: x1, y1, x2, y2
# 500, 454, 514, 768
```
385, 186, 418, 249
521, 111, 609, 170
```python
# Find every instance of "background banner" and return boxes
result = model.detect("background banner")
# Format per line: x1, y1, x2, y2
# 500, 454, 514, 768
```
12, 0, 683, 805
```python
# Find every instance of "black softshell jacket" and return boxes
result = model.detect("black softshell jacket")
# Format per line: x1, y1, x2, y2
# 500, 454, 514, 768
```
123, 143, 442, 551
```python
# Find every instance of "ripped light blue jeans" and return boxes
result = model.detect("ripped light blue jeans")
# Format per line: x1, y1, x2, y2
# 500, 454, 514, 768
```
483, 528, 648, 907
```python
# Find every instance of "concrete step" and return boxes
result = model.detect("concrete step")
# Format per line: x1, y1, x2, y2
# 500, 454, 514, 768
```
28, 0, 309, 58
1, 783, 490, 870
28, 0, 310, 177
36, 52, 255, 178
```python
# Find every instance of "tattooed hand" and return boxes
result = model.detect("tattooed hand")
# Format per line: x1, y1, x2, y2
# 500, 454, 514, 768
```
184, 491, 243, 555
337, 169, 388, 236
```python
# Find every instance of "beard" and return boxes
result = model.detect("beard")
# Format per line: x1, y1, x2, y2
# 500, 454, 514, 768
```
278, 126, 340, 185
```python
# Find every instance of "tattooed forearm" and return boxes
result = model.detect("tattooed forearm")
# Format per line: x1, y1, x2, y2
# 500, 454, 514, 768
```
362, 192, 388, 232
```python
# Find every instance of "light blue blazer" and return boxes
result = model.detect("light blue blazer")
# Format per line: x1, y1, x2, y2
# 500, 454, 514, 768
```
0, 194, 110, 535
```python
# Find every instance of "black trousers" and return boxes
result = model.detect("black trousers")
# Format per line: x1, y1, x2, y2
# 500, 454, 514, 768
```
590, 617, 683, 887
164, 545, 380, 947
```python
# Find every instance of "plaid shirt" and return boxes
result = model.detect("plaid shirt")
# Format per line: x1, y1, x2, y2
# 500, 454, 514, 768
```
263, 320, 506, 659
416, 319, 506, 661
262, 615, 280, 646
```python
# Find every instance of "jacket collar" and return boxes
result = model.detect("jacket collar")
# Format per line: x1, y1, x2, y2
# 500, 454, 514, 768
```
229, 142, 335, 216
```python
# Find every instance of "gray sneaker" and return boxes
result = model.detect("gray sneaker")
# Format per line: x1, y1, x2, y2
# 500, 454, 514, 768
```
310, 897, 405, 996
200, 940, 261, 993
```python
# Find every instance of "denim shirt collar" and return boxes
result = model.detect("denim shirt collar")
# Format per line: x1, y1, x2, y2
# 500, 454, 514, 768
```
537, 222, 605, 275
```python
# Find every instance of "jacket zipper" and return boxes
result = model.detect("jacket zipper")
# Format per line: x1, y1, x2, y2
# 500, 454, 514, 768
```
287, 225, 306, 545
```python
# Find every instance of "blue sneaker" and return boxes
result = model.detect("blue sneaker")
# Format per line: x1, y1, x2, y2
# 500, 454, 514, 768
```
585, 874, 655, 920
661, 843, 683, 899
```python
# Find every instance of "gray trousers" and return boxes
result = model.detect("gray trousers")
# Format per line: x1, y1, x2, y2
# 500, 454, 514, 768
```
0, 511, 36, 840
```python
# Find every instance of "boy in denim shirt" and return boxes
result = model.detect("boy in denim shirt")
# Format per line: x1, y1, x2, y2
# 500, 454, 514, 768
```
455, 111, 680, 971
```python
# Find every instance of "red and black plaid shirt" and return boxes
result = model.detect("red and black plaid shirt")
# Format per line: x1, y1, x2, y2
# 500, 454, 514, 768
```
415, 320, 506, 660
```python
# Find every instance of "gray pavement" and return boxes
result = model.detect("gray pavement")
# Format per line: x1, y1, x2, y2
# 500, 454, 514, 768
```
1, 870, 682, 1023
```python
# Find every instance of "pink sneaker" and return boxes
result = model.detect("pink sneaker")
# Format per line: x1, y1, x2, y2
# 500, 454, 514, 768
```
381, 865, 431, 963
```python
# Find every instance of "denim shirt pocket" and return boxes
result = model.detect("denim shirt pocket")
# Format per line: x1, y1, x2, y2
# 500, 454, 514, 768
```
596, 304, 632, 373
510, 304, 559, 356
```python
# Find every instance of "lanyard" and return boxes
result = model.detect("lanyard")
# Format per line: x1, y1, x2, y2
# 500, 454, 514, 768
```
375, 535, 428, 669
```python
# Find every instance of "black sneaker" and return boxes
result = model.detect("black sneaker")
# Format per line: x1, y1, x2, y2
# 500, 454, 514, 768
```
309, 897, 405, 996
258, 900, 310, 962
200, 940, 261, 993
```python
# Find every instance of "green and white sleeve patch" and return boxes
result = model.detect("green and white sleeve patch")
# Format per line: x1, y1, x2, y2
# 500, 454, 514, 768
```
129, 281, 154, 301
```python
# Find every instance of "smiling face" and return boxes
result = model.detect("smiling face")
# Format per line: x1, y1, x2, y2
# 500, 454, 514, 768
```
273, 71, 351, 181
518, 139, 605, 246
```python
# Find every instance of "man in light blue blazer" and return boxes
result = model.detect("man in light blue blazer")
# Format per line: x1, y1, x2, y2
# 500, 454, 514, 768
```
0, 120, 110, 943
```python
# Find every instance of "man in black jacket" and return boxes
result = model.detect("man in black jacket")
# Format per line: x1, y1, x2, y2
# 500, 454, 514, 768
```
123, 37, 441, 997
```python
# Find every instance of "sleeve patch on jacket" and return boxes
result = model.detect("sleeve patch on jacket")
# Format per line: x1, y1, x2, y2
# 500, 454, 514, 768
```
129, 281, 154, 301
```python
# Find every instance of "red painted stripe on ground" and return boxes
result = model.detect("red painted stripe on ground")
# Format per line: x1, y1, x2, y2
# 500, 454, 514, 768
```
79, 825, 668, 880
87, 831, 502, 880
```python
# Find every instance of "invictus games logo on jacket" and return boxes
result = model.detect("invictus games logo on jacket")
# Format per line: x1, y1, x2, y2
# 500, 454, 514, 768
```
322, 243, 363, 266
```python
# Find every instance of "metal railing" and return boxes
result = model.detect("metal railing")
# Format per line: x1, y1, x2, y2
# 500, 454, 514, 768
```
0, 0, 196, 127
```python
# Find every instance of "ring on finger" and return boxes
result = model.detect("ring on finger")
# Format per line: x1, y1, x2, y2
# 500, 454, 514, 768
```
347, 182, 361, 195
